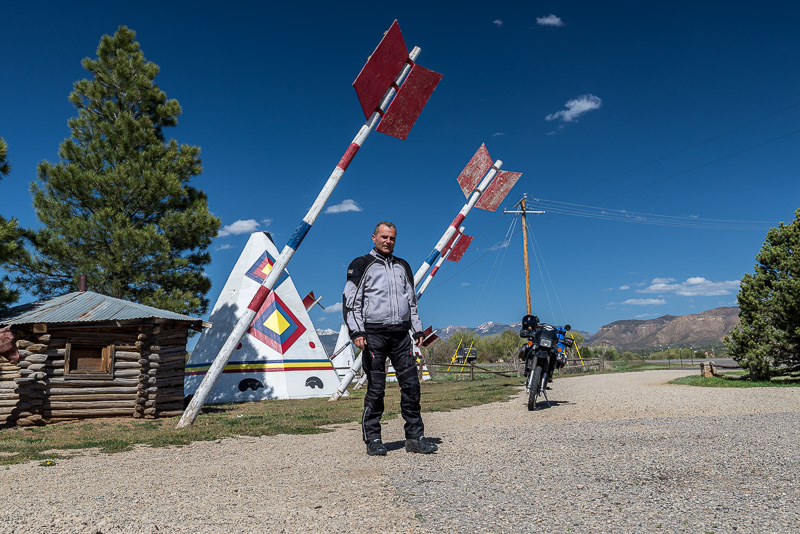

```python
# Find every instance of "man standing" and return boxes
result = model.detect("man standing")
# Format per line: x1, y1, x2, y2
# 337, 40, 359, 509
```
343, 222, 438, 456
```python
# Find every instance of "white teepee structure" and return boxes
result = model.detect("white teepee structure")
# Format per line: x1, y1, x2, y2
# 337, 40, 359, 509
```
184, 232, 341, 403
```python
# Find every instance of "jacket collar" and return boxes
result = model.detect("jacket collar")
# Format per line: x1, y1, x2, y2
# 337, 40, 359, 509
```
370, 248, 394, 262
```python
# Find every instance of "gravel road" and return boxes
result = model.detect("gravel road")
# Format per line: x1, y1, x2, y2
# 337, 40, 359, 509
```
2, 369, 799, 533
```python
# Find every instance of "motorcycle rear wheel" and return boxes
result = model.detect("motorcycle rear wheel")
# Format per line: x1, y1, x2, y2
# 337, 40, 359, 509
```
527, 365, 542, 411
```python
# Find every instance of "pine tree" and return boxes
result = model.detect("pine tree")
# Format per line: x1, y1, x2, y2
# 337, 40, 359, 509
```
0, 137, 22, 309
14, 26, 219, 316
726, 208, 800, 380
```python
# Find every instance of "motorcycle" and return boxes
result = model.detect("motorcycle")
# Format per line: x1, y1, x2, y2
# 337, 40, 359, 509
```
519, 316, 573, 411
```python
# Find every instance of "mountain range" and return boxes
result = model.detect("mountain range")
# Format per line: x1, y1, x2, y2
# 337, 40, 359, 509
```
315, 306, 740, 355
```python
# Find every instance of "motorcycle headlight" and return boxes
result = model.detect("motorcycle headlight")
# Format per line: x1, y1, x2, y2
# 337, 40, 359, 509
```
540, 339, 552, 348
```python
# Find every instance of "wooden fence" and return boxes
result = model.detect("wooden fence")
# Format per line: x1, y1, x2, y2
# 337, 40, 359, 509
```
420, 358, 602, 380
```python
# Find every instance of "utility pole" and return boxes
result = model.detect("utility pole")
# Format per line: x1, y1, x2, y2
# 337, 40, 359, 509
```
504, 194, 545, 314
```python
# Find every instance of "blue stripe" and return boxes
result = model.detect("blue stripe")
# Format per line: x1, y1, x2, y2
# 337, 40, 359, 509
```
287, 221, 312, 249
425, 249, 440, 265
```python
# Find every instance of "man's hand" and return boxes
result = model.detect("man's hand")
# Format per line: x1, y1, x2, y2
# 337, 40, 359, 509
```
414, 335, 424, 347
353, 336, 367, 350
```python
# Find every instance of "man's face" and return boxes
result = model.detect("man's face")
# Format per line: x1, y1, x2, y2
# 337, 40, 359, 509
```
372, 225, 397, 256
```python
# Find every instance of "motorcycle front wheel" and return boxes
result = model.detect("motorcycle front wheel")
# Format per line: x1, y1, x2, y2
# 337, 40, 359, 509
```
527, 365, 542, 411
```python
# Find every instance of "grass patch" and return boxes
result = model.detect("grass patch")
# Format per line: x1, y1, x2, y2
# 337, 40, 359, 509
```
671, 372, 800, 388
0, 375, 520, 466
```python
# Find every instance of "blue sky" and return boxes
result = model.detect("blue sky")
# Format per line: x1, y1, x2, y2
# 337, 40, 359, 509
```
1, 1, 798, 339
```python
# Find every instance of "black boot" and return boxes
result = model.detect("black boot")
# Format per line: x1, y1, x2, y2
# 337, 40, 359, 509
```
366, 438, 387, 456
405, 436, 438, 454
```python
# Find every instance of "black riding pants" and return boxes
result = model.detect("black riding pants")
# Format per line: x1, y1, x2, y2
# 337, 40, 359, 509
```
361, 329, 423, 442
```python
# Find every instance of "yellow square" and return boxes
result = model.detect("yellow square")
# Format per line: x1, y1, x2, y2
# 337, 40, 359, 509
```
263, 309, 290, 335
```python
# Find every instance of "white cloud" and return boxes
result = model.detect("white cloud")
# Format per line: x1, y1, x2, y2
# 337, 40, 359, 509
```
536, 14, 565, 27
492, 132, 506, 137
546, 94, 602, 122
638, 276, 740, 297
622, 298, 667, 306
461, 282, 471, 286
493, 19, 503, 27
618, 285, 631, 290
488, 239, 511, 251
324, 301, 343, 313
218, 219, 261, 237
215, 244, 233, 251
325, 199, 362, 214
261, 218, 273, 227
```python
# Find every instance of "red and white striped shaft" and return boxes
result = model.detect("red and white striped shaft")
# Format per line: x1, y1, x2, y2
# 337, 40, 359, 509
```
179, 48, 422, 428
417, 225, 465, 298
413, 160, 503, 286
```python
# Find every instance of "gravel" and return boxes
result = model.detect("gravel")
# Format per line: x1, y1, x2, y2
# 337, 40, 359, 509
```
2, 369, 799, 533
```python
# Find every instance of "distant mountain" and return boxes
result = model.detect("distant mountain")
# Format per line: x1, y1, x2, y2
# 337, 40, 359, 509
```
588, 306, 739, 350
315, 306, 739, 355
315, 328, 340, 356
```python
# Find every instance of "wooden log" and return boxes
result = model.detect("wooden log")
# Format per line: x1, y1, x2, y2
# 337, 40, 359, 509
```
113, 361, 140, 369
0, 371, 21, 379
114, 351, 142, 361
14, 377, 37, 385
27, 363, 46, 371
0, 391, 20, 400
45, 378, 139, 387
44, 348, 66, 357
145, 400, 156, 407
143, 407, 156, 415
114, 369, 140, 378
23, 344, 48, 353
16, 340, 33, 349
47, 400, 135, 409
46, 386, 138, 395
0, 399, 21, 407
147, 354, 161, 362
155, 369, 185, 380
20, 371, 46, 381
156, 361, 187, 373
36, 334, 52, 343
49, 393, 137, 402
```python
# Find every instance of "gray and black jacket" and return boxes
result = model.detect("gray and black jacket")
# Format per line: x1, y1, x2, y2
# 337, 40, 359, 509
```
343, 249, 424, 341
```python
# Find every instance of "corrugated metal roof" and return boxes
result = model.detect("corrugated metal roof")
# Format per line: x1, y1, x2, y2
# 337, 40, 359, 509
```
0, 291, 202, 326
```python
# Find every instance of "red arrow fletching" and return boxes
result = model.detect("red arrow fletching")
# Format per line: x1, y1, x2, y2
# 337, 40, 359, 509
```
475, 170, 522, 212
446, 234, 474, 262
376, 64, 443, 140
352, 20, 409, 120
456, 144, 493, 198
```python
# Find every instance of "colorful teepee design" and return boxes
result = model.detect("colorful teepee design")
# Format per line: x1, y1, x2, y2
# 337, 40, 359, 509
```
184, 232, 341, 403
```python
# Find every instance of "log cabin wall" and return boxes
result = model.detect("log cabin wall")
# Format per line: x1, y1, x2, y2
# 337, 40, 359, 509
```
1, 320, 191, 426
0, 357, 22, 426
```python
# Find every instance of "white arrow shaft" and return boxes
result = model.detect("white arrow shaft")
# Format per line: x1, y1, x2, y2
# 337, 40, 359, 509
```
179, 47, 422, 428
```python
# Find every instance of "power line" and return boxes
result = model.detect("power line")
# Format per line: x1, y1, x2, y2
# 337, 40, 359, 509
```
529, 198, 774, 230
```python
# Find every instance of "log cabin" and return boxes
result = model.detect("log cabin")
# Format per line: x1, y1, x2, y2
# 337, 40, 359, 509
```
0, 290, 205, 426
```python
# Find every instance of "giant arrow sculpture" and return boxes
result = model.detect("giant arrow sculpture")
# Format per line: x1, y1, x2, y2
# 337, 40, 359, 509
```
178, 21, 441, 427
